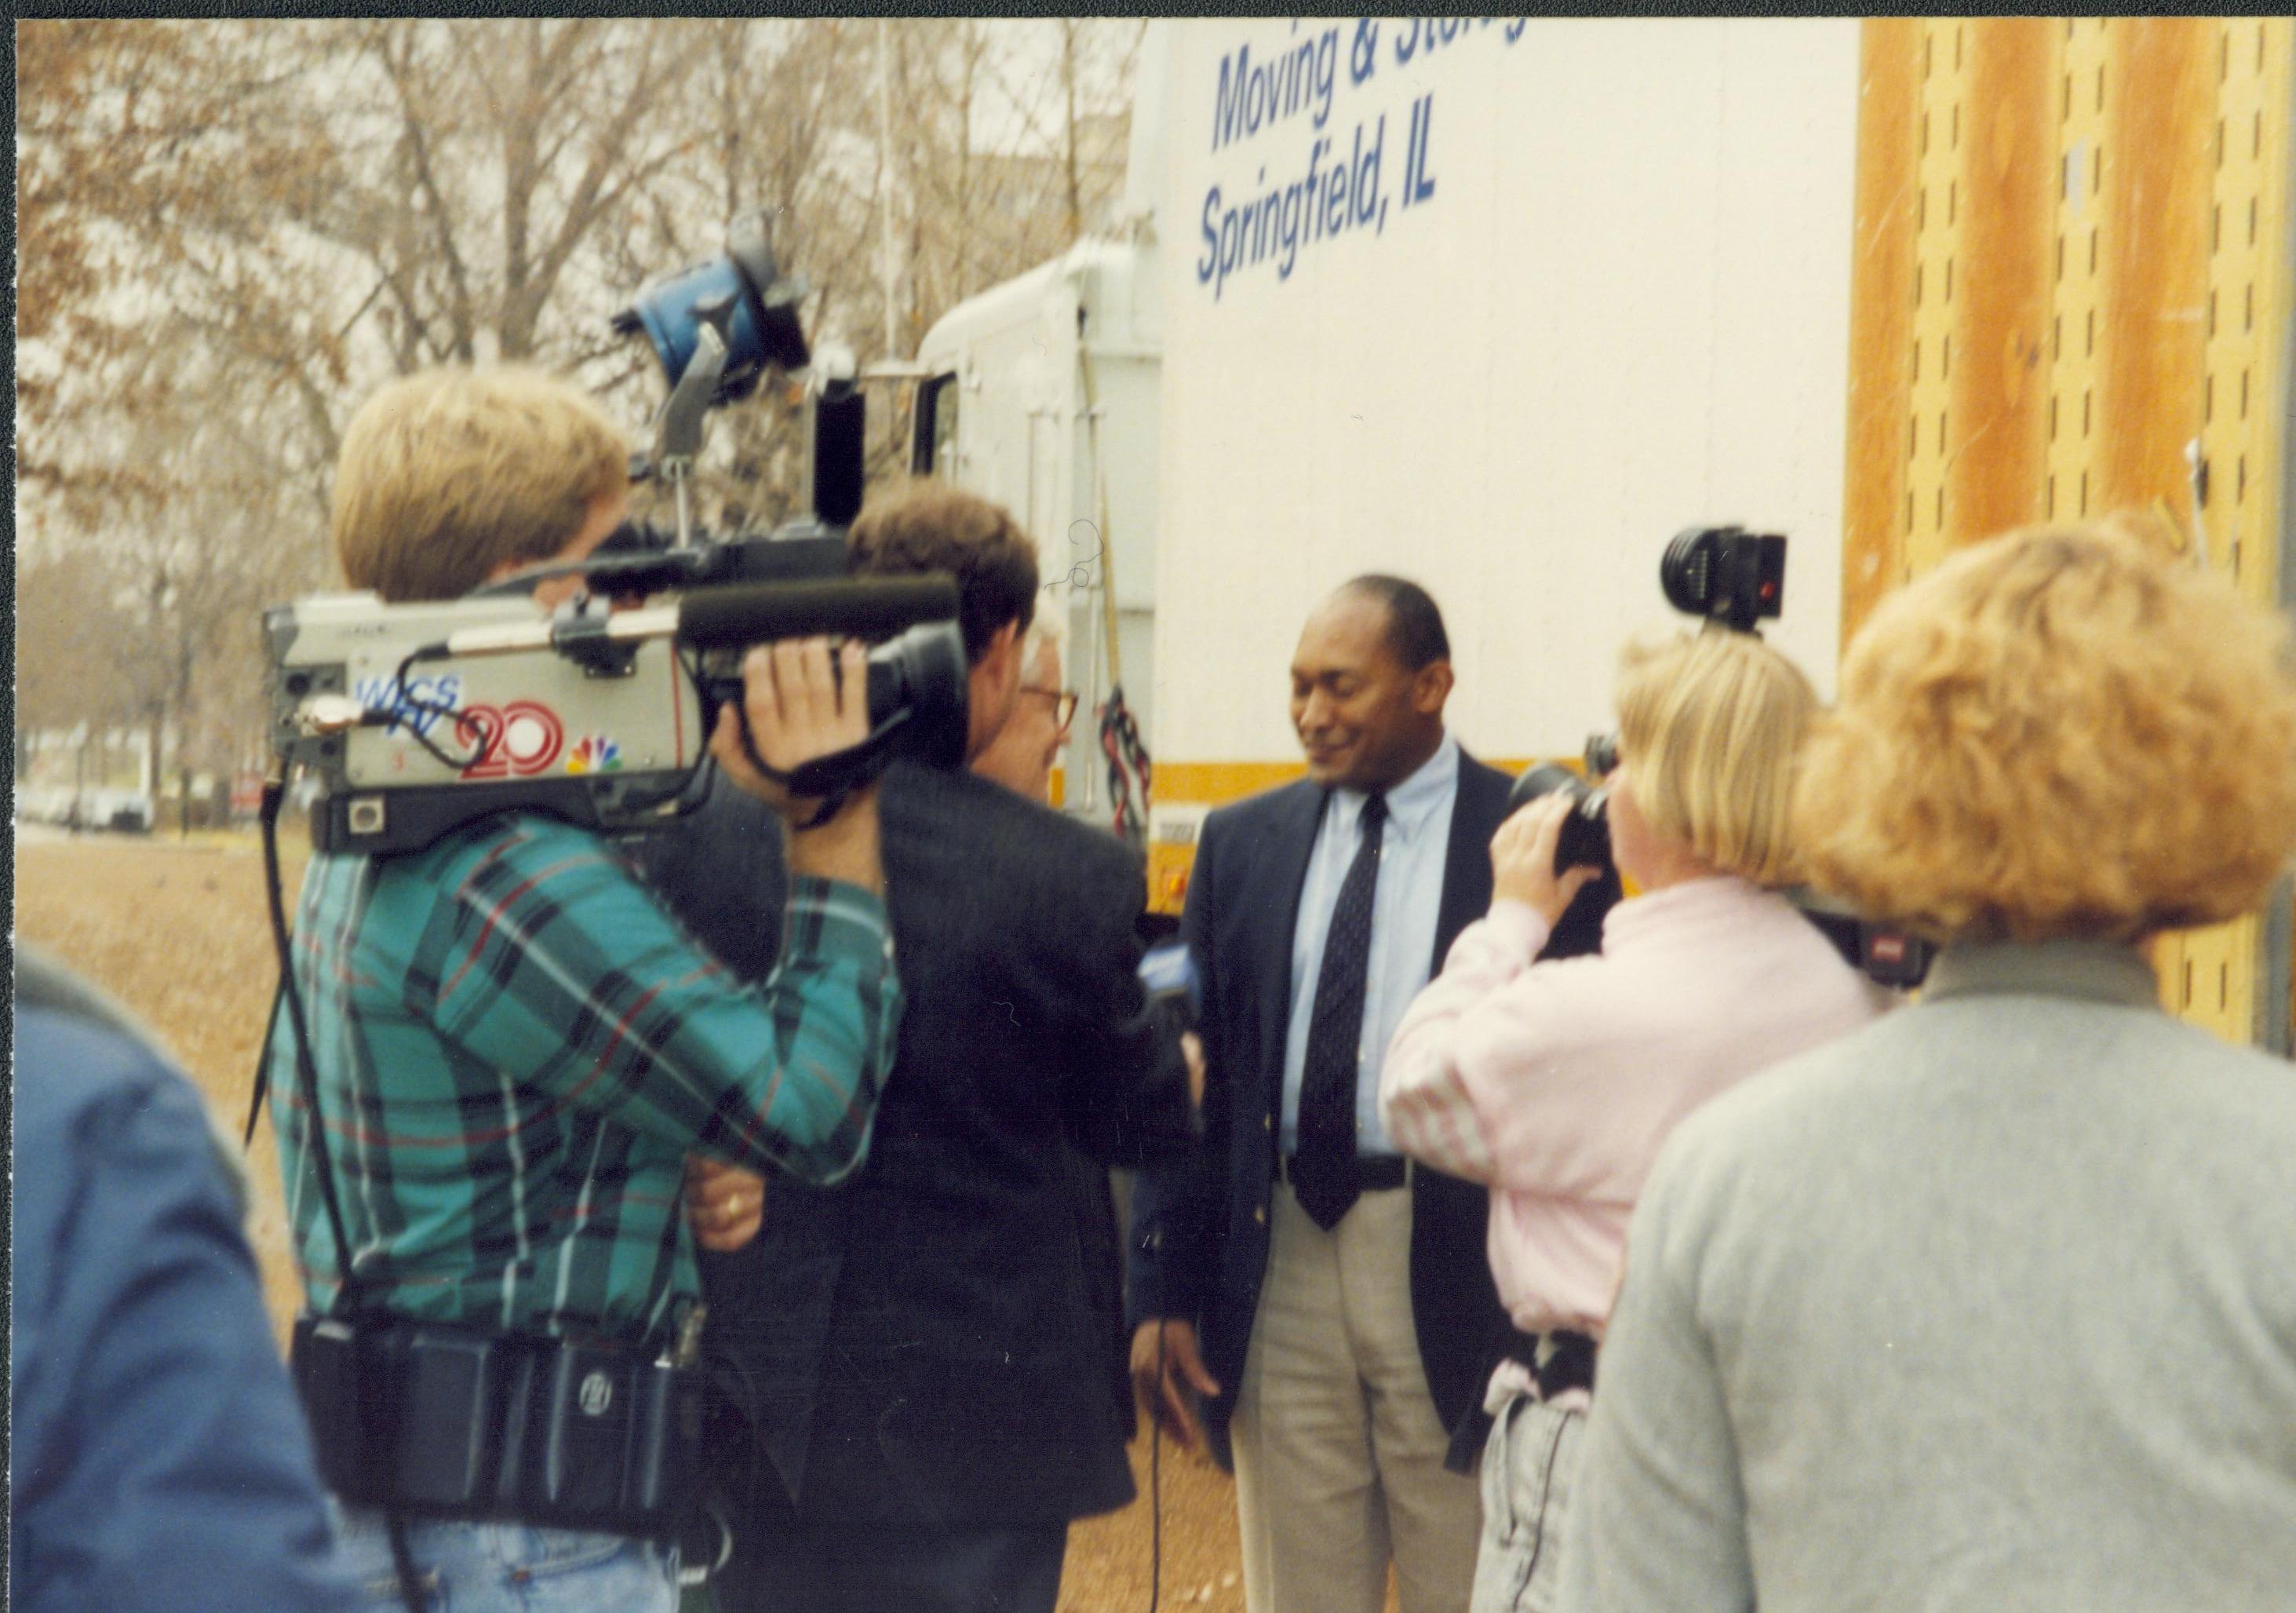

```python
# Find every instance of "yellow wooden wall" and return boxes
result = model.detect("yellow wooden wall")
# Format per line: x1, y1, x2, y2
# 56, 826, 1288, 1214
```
1844, 16, 2294, 1043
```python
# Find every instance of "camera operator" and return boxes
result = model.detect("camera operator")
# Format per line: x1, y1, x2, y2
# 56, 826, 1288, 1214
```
1562, 520, 2296, 1612
266, 366, 902, 1612
1379, 627, 1889, 1612
970, 628, 1176, 1446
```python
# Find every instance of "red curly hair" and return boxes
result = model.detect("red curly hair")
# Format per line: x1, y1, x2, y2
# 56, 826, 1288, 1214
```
1797, 517, 2296, 943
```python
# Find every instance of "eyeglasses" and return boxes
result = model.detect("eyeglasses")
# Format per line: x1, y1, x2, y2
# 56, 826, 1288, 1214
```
1022, 685, 1080, 729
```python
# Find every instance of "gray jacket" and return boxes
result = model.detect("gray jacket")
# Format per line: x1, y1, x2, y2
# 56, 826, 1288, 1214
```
1565, 940, 2296, 1612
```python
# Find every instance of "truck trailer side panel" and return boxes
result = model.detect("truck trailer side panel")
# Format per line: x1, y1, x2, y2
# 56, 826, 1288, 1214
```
1150, 18, 1863, 775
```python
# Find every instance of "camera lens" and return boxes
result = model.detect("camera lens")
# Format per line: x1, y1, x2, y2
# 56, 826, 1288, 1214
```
1504, 762, 1614, 879
865, 622, 970, 770
1660, 527, 1722, 618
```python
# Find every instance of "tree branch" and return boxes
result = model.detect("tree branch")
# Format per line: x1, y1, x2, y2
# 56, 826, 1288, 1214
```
371, 25, 478, 361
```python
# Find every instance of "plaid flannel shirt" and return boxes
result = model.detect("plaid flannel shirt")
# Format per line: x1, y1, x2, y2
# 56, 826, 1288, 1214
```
268, 811, 898, 1345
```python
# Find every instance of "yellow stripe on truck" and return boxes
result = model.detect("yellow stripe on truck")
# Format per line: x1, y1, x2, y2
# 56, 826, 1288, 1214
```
1144, 757, 1561, 914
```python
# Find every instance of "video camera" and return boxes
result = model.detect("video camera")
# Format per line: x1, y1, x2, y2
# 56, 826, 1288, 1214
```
1659, 524, 1785, 633
1502, 527, 1932, 988
266, 213, 968, 857
1507, 526, 1781, 884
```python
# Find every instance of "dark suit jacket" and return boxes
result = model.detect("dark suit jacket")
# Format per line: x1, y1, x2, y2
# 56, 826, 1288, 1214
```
1124, 749, 1603, 1462
639, 761, 1195, 1530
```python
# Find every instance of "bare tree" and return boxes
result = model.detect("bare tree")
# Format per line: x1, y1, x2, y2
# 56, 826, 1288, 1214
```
18, 19, 1147, 785
17, 548, 139, 741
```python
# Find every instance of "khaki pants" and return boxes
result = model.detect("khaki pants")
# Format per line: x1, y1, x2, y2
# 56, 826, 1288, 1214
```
1230, 1177, 1482, 1613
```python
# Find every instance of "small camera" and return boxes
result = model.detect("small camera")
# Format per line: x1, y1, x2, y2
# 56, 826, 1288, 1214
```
1495, 732, 1624, 958
1500, 527, 1783, 880
1790, 889, 1937, 990
1660, 526, 1785, 635
1504, 730, 1620, 878
1488, 524, 1929, 988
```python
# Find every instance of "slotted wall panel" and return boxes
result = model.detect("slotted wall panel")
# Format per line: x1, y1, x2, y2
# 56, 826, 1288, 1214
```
1845, 16, 2294, 1046
2188, 19, 2294, 1046
1904, 20, 1972, 579
2045, 20, 2112, 528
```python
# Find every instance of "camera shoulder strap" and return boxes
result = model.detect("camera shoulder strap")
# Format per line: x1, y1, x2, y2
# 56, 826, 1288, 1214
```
244, 980, 282, 1148
259, 770, 440, 1613
255, 768, 366, 1319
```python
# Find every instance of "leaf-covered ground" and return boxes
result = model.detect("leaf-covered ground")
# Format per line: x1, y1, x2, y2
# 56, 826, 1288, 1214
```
16, 831, 1252, 1612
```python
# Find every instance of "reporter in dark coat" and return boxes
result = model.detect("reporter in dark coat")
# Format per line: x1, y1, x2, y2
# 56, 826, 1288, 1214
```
975, 631, 1150, 1448
641, 488, 1195, 1613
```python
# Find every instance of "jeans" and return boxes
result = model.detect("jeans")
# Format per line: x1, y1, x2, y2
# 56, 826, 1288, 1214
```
330, 1505, 678, 1612
1467, 1392, 1586, 1613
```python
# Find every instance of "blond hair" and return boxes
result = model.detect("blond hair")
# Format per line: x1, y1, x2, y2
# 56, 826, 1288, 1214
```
330, 366, 629, 602
1615, 628, 1818, 886
1796, 520, 2296, 943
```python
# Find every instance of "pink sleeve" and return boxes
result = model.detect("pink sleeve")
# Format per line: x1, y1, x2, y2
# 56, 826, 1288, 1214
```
1445, 940, 1682, 1199
1379, 900, 1553, 1183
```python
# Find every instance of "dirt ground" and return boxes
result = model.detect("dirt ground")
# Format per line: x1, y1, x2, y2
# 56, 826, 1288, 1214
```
15, 830, 1251, 1613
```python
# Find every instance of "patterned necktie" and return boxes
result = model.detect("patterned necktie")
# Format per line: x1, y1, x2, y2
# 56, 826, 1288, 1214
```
1292, 792, 1387, 1231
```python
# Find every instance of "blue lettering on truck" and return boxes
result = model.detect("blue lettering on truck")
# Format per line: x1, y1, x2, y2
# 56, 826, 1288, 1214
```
1212, 25, 1341, 152
1198, 118, 1389, 301
1196, 18, 1522, 301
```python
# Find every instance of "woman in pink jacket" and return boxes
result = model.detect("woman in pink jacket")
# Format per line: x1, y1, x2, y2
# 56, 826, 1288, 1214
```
1379, 627, 1889, 1613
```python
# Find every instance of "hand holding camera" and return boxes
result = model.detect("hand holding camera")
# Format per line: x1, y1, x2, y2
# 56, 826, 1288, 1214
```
711, 637, 869, 813
1492, 792, 1602, 926
712, 637, 884, 889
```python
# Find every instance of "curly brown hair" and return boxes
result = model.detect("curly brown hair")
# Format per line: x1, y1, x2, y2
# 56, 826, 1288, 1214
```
847, 483, 1038, 663
1796, 519, 2296, 943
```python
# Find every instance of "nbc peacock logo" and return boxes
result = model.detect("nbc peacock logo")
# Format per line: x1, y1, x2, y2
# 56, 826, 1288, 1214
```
567, 736, 623, 775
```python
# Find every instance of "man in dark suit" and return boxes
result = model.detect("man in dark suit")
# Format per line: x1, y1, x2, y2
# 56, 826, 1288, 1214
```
641, 487, 1196, 1613
974, 630, 1148, 1449
1128, 576, 1584, 1613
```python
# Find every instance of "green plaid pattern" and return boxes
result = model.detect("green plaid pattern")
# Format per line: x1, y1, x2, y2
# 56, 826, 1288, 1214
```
269, 812, 899, 1343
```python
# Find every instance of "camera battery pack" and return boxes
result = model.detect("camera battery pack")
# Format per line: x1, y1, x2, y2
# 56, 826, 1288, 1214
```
391, 1326, 509, 1511
502, 1339, 695, 1527
289, 1314, 698, 1536
292, 1315, 387, 1502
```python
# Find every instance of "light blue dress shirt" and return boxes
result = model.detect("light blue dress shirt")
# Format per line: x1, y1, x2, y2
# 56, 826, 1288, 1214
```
1281, 732, 1461, 1157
